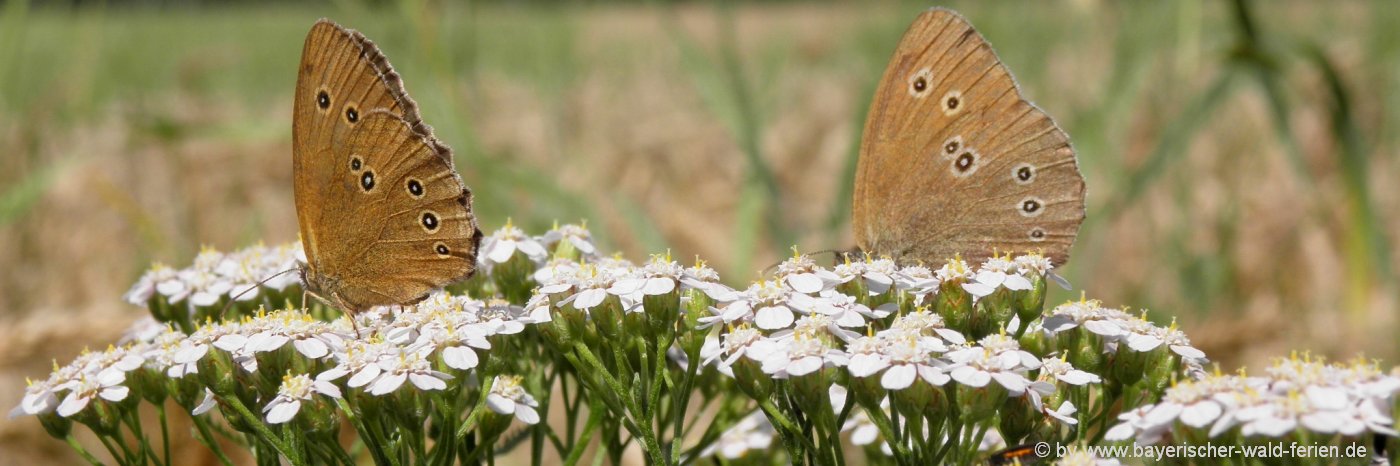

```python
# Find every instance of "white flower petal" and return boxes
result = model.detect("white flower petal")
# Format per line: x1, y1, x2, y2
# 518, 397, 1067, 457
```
442, 346, 480, 370
754, 306, 794, 330
266, 399, 301, 424
57, 394, 91, 418
370, 373, 407, 396
293, 338, 330, 359
486, 393, 516, 415
881, 365, 917, 390
515, 404, 541, 425
786, 274, 824, 294
409, 373, 447, 391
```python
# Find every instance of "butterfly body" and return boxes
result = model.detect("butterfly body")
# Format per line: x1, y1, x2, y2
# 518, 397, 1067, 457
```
854, 9, 1085, 266
293, 20, 482, 313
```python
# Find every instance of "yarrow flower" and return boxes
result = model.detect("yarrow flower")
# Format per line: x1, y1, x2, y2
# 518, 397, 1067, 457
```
775, 252, 842, 294
1107, 355, 1400, 443
124, 243, 305, 312
699, 411, 775, 459
962, 256, 1033, 298
486, 375, 540, 425
706, 280, 820, 331
264, 373, 341, 424
29, 227, 1253, 466
480, 222, 548, 267
539, 222, 599, 259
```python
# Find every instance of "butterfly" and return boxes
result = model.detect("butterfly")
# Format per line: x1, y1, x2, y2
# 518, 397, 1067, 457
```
292, 19, 482, 314
853, 8, 1086, 266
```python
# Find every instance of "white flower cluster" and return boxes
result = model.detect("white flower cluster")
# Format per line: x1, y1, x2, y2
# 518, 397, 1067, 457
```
1107, 355, 1400, 443
704, 255, 1082, 396
124, 243, 305, 308
478, 222, 600, 272
15, 292, 544, 426
527, 252, 733, 316
1040, 299, 1208, 376
12, 343, 145, 419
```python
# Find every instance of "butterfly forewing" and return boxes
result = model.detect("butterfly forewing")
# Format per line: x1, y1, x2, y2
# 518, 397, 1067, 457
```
853, 8, 1085, 266
292, 19, 480, 313
296, 21, 415, 256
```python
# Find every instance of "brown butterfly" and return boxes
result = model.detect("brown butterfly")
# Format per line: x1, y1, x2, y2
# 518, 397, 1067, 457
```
853, 9, 1085, 266
292, 19, 482, 314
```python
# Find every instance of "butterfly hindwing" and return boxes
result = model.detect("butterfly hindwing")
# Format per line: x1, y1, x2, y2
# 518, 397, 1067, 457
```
315, 110, 479, 310
853, 8, 1085, 266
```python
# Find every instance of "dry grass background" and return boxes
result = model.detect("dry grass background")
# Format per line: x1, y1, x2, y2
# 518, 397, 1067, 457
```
1, 0, 1398, 464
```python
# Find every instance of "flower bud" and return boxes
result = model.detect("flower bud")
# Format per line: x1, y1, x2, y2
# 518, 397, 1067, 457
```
998, 395, 1039, 445
890, 380, 936, 420
936, 279, 974, 334
493, 252, 539, 305
956, 383, 1006, 424
678, 289, 712, 355
1012, 273, 1048, 332
37, 412, 73, 439
792, 371, 838, 429
1108, 344, 1158, 387
731, 358, 773, 400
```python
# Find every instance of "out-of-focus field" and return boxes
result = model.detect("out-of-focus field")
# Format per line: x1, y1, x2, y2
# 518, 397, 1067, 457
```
1, 0, 1397, 463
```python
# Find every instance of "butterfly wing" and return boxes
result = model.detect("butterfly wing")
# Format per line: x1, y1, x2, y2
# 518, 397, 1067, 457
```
852, 8, 1085, 266
310, 110, 480, 311
292, 20, 481, 311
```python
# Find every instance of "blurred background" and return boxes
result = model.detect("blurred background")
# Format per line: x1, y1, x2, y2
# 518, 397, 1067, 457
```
1, 0, 1397, 463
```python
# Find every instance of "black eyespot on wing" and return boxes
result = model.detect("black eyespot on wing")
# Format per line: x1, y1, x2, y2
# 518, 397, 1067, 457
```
908, 69, 932, 97
1021, 198, 1043, 216
1017, 166, 1033, 181
317, 90, 330, 110
406, 179, 424, 197
956, 152, 975, 171
350, 156, 363, 171
1029, 228, 1046, 241
360, 171, 375, 191
345, 105, 359, 124
434, 243, 450, 257
943, 137, 960, 156
421, 212, 439, 231
946, 95, 960, 110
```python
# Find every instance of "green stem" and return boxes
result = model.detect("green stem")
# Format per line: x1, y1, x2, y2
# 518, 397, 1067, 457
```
222, 394, 303, 465
64, 434, 104, 466
191, 417, 236, 466
96, 433, 126, 466
156, 404, 171, 466
563, 404, 606, 466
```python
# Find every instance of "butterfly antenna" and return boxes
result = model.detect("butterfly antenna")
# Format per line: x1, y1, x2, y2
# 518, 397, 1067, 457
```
217, 268, 299, 321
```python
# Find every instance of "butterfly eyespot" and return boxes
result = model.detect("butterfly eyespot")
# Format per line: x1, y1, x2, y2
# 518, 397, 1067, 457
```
1029, 228, 1047, 242
349, 156, 363, 171
360, 170, 375, 192
434, 243, 451, 257
942, 136, 963, 157
951, 150, 978, 177
421, 211, 440, 232
1013, 163, 1035, 185
907, 68, 932, 97
316, 90, 331, 110
345, 105, 359, 124
406, 179, 424, 198
1020, 197, 1044, 217
941, 90, 963, 116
